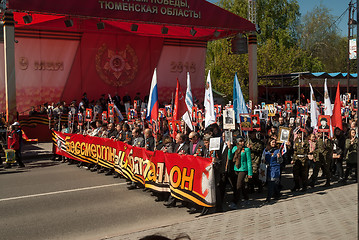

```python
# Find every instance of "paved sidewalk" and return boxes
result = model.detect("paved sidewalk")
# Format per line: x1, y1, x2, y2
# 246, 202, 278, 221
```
22, 142, 53, 160
108, 183, 357, 240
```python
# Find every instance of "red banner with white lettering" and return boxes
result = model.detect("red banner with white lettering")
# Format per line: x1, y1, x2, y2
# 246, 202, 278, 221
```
53, 131, 215, 207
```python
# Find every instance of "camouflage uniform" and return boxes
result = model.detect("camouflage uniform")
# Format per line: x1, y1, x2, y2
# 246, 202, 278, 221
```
292, 138, 309, 191
248, 138, 264, 192
309, 136, 332, 187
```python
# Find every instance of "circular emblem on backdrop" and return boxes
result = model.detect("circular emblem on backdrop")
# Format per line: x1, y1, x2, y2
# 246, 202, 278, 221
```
19, 57, 29, 70
95, 44, 138, 87
109, 55, 125, 72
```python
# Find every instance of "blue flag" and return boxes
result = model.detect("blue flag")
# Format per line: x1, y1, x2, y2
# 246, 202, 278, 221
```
233, 72, 248, 123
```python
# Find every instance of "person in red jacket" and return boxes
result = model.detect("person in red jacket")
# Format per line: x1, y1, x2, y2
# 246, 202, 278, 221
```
7, 124, 25, 168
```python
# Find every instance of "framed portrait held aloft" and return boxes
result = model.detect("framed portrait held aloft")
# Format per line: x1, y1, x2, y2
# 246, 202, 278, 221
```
278, 126, 291, 143
223, 108, 235, 130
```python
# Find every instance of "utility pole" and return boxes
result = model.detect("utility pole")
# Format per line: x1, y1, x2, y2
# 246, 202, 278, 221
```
347, 1, 352, 93
348, 1, 357, 93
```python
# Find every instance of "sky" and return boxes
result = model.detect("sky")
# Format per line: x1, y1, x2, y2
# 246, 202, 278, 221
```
207, 0, 353, 36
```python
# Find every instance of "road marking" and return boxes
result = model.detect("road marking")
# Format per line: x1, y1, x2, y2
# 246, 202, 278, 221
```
0, 182, 126, 202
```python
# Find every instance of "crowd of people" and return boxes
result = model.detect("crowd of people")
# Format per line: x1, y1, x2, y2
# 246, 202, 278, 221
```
3, 91, 358, 216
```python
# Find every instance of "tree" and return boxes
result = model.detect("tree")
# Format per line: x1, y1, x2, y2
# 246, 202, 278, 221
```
219, 0, 300, 47
299, 4, 349, 73
207, 0, 322, 100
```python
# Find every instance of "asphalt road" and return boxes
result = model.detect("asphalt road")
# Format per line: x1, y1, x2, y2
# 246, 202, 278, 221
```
0, 160, 194, 240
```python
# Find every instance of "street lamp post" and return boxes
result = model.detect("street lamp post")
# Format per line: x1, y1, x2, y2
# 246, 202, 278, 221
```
348, 1, 357, 93
347, 1, 351, 93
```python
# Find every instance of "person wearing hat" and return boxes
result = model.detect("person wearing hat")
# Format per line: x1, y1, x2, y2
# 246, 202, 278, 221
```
227, 136, 252, 209
291, 128, 309, 192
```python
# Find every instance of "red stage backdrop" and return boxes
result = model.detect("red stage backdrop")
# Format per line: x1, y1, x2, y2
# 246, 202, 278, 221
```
4, 0, 255, 115
0, 28, 206, 114
62, 30, 164, 103
53, 131, 216, 207
157, 40, 206, 103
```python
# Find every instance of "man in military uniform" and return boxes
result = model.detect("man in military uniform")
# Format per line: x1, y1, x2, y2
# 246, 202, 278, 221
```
309, 132, 332, 187
247, 130, 264, 193
291, 129, 309, 191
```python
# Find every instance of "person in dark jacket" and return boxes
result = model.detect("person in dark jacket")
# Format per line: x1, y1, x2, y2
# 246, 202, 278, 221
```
107, 123, 118, 139
332, 127, 345, 181
343, 128, 358, 183
173, 133, 190, 155
144, 128, 155, 151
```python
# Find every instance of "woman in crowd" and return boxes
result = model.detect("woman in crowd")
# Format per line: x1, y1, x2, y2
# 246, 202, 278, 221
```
227, 136, 252, 209
263, 138, 282, 203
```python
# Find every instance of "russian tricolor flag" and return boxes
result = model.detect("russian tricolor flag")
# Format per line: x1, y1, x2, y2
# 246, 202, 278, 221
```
146, 68, 159, 122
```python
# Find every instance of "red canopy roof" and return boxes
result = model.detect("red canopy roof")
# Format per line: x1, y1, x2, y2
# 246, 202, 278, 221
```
8, 0, 255, 40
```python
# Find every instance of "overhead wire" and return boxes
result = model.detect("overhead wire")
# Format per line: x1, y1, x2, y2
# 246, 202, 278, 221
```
328, 6, 349, 30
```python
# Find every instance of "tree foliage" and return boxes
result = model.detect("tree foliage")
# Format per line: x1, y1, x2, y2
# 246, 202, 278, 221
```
207, 0, 323, 100
299, 4, 355, 73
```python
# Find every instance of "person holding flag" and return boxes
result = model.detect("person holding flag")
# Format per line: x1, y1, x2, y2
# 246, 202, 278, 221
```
263, 138, 282, 203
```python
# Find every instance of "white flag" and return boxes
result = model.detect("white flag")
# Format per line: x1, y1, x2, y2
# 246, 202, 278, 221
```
324, 79, 332, 116
182, 72, 193, 130
309, 83, 319, 129
324, 78, 333, 136
204, 71, 216, 128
